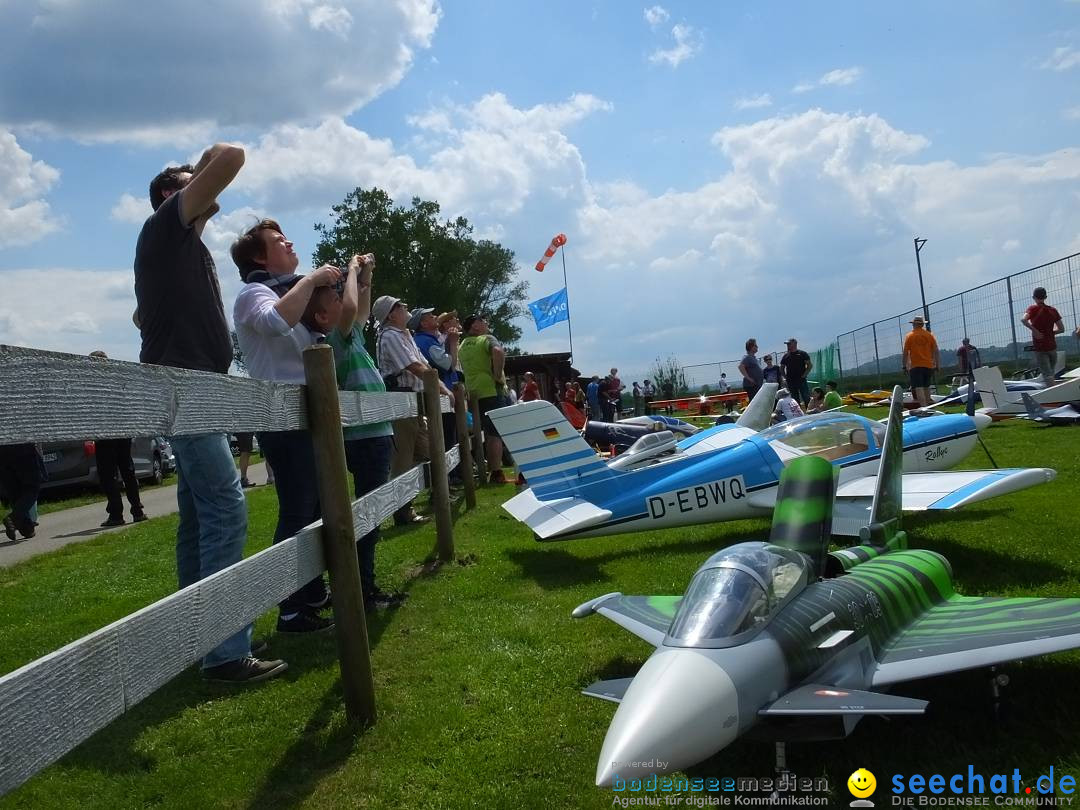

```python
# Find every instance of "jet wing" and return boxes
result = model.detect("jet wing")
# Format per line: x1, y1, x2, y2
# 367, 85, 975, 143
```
830, 468, 1056, 536
503, 488, 612, 540
872, 595, 1080, 686
582, 677, 635, 704
759, 684, 927, 716
571, 592, 681, 646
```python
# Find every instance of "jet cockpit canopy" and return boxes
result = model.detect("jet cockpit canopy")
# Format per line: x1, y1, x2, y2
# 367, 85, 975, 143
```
664, 542, 808, 648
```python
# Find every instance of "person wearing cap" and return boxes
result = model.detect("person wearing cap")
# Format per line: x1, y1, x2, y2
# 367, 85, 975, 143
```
458, 314, 511, 484
412, 306, 463, 485
373, 294, 443, 525
437, 311, 464, 377
773, 388, 804, 423
902, 315, 940, 408
232, 219, 343, 636
779, 338, 813, 408
1020, 287, 1065, 386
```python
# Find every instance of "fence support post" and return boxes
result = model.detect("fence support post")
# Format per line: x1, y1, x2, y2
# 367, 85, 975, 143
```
1006, 275, 1020, 370
469, 392, 488, 484
422, 370, 455, 562
302, 344, 376, 726
871, 323, 882, 390
454, 383, 477, 509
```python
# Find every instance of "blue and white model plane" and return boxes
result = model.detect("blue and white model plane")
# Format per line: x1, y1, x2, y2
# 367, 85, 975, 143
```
489, 388, 1055, 540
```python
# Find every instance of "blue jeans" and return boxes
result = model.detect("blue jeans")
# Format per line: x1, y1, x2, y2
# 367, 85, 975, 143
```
345, 435, 393, 597
170, 433, 251, 668
257, 430, 328, 613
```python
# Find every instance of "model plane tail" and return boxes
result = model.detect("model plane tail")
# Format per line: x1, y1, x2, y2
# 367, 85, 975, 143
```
861, 386, 908, 550
973, 366, 1008, 411
488, 400, 616, 499
769, 455, 838, 578
1021, 392, 1046, 421
736, 382, 779, 431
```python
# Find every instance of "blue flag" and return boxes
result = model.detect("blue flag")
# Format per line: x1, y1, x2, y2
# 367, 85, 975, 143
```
528, 287, 569, 331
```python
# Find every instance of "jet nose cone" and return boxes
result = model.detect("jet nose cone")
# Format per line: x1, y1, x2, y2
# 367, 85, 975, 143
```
973, 412, 992, 432
594, 648, 739, 787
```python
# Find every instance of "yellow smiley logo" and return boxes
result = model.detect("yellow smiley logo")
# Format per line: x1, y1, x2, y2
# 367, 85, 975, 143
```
848, 768, 877, 798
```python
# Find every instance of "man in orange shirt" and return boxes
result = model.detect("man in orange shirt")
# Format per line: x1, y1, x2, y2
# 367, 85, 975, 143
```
902, 315, 939, 407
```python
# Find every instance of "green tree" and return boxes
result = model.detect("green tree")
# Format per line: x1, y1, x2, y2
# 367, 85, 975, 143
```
312, 188, 528, 346
649, 355, 690, 397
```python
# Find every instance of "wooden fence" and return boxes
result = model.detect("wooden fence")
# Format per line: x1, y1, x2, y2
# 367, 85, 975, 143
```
0, 343, 477, 795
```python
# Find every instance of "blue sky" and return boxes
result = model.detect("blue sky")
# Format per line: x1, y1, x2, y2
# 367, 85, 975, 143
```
1, 1, 1078, 386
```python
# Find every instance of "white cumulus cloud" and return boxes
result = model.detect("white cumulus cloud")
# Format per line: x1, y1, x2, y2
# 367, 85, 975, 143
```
0, 129, 62, 247
643, 5, 669, 27
793, 66, 863, 93
0, 0, 440, 143
110, 193, 151, 224
734, 93, 773, 110
649, 23, 703, 68
1042, 45, 1080, 71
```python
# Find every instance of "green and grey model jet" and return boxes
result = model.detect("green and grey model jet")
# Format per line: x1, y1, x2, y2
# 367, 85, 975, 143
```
575, 386, 1080, 786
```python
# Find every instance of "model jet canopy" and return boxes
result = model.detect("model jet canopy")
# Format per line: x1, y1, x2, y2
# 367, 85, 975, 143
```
664, 542, 809, 649
756, 413, 884, 461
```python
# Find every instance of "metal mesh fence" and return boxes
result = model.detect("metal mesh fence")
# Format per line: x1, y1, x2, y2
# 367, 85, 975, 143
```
835, 252, 1080, 386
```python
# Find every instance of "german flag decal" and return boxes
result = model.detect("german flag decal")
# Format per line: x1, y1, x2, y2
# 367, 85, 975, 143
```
543, 427, 560, 440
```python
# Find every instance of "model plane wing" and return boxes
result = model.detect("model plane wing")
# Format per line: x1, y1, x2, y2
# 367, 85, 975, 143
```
503, 488, 612, 539
572, 592, 681, 646
759, 684, 927, 716
829, 468, 1056, 536
872, 596, 1080, 686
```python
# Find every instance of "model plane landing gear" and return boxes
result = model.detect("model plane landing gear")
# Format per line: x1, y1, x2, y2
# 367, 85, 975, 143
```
989, 666, 1010, 722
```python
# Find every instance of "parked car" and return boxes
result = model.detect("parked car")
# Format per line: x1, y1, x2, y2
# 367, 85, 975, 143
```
40, 437, 175, 491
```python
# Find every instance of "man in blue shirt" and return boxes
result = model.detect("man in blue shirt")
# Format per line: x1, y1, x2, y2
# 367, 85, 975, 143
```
586, 376, 601, 420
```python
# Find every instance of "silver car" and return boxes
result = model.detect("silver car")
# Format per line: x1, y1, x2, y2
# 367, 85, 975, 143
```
40, 437, 175, 490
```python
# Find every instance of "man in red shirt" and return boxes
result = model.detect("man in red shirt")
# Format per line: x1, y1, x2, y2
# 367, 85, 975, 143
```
1020, 287, 1064, 386
519, 371, 540, 402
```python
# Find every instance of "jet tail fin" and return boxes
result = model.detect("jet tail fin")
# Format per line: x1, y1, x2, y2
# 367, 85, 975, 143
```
487, 400, 616, 498
1021, 392, 1046, 421
859, 385, 907, 550
736, 382, 779, 431
769, 455, 838, 577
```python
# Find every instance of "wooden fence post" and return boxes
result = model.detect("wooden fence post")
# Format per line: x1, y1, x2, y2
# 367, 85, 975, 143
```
453, 383, 477, 509
422, 370, 455, 562
469, 391, 487, 484
302, 345, 376, 726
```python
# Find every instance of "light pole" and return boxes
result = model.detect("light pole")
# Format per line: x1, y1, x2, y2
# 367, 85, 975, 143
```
913, 237, 930, 330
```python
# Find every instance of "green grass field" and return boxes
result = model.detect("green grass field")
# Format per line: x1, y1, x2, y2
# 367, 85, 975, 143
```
2, 416, 1079, 808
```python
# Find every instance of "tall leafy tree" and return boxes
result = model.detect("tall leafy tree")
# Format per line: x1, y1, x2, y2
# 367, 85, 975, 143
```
312, 188, 528, 346
649, 355, 690, 397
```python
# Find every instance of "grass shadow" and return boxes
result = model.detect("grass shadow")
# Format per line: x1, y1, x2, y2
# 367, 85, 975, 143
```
244, 683, 366, 810
913, 536, 1074, 591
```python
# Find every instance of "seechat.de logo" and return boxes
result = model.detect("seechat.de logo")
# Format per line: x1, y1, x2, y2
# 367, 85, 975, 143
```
848, 767, 877, 807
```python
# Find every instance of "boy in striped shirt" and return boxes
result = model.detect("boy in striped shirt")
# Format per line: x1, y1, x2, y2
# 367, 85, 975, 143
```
302, 254, 405, 611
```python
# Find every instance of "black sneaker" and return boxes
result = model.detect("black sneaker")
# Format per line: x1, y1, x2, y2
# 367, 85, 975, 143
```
365, 589, 407, 611
100, 517, 125, 527
276, 611, 335, 634
2, 515, 15, 542
203, 656, 288, 684
305, 591, 332, 611
251, 638, 269, 656
240, 478, 255, 489
132, 512, 149, 523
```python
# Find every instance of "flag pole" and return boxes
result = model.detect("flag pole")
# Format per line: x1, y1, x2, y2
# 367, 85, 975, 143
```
561, 246, 574, 362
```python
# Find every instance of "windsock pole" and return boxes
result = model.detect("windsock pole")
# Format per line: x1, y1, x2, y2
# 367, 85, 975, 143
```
561, 246, 574, 362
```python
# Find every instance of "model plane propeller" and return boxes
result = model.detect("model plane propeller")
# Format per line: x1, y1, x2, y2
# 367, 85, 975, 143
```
488, 383, 1054, 541
574, 386, 1080, 786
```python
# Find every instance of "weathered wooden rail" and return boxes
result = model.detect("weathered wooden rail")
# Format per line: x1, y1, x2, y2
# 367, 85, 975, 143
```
0, 344, 469, 795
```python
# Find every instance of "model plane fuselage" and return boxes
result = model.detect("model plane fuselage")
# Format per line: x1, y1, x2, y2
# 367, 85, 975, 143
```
513, 411, 982, 541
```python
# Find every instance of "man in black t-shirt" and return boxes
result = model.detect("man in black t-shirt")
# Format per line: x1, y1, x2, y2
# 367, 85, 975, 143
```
134, 143, 286, 685
780, 338, 813, 407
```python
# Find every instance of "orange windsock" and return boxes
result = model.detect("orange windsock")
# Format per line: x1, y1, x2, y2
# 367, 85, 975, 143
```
535, 233, 567, 272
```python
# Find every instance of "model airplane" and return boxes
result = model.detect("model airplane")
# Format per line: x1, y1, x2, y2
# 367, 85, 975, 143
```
488, 384, 1054, 541
575, 387, 1080, 786
973, 365, 1080, 419
1021, 392, 1080, 425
